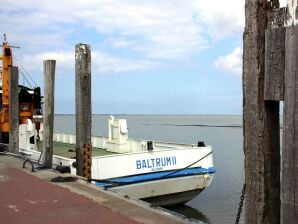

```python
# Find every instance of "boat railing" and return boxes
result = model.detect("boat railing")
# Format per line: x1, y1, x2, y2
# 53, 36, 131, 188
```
53, 132, 143, 151
52, 132, 207, 152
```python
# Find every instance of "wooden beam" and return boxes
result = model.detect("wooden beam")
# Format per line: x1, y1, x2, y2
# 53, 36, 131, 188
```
8, 66, 19, 154
265, 7, 286, 101
75, 43, 92, 177
42, 60, 56, 168
264, 27, 285, 101
282, 25, 298, 223
243, 1, 280, 223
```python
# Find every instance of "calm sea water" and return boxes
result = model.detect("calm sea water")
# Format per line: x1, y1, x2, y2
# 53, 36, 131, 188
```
54, 115, 244, 224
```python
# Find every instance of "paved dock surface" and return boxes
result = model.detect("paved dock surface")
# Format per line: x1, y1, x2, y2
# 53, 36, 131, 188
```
0, 155, 189, 224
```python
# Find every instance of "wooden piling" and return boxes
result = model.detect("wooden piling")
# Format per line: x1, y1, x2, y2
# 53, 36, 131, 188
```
42, 60, 56, 168
282, 25, 298, 223
264, 26, 285, 101
243, 1, 280, 223
75, 43, 92, 177
8, 66, 19, 154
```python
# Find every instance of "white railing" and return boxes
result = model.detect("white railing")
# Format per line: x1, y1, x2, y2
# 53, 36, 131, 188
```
53, 132, 144, 151
53, 132, 199, 153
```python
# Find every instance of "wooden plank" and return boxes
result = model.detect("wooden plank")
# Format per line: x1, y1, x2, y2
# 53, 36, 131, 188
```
8, 66, 19, 154
75, 43, 92, 177
264, 27, 285, 101
42, 60, 56, 168
282, 25, 298, 223
243, 1, 280, 223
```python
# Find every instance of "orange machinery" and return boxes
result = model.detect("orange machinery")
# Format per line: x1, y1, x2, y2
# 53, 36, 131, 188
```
0, 35, 42, 143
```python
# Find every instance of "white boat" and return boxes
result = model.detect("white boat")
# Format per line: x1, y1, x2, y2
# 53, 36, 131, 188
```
89, 116, 215, 206
93, 144, 215, 206
18, 116, 215, 207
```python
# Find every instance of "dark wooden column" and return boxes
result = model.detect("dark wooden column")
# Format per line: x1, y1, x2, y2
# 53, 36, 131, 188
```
42, 60, 56, 168
243, 1, 281, 223
8, 66, 19, 154
282, 25, 298, 223
75, 43, 92, 177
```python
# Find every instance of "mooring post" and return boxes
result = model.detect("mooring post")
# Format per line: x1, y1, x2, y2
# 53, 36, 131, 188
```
75, 43, 92, 178
264, 8, 286, 101
282, 25, 298, 224
42, 60, 56, 168
275, 1, 298, 222
8, 66, 19, 154
243, 1, 281, 223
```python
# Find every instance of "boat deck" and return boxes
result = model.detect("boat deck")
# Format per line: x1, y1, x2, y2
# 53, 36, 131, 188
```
36, 141, 115, 158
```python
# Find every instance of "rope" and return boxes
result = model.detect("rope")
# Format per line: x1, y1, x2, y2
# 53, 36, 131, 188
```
162, 151, 213, 178
13, 55, 37, 88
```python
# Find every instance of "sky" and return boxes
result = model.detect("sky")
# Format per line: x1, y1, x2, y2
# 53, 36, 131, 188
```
0, 0, 288, 114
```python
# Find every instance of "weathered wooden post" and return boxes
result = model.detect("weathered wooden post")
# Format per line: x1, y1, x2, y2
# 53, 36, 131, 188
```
75, 43, 92, 178
283, 25, 298, 223
243, 1, 281, 223
265, 9, 286, 101
8, 66, 19, 154
42, 60, 56, 168
282, 1, 298, 221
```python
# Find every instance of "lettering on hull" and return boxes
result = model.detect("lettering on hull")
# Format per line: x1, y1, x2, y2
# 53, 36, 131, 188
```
136, 156, 177, 171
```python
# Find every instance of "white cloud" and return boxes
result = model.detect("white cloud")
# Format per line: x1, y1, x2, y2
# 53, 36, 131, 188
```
18, 50, 160, 76
1, 0, 245, 74
76, 1, 209, 60
92, 52, 161, 74
20, 52, 74, 75
191, 0, 245, 40
214, 47, 242, 75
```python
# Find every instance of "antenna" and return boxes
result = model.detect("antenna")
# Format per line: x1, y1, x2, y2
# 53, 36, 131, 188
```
3, 33, 7, 44
1, 34, 19, 48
